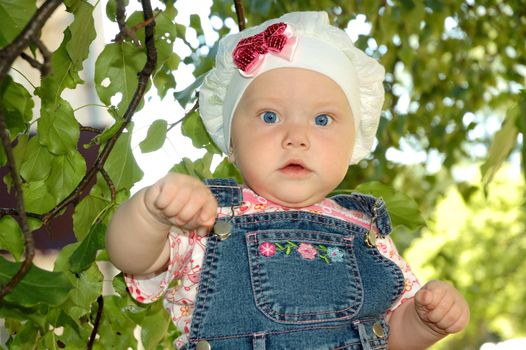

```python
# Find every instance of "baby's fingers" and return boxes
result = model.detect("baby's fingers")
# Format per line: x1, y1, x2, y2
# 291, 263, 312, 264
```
415, 281, 469, 335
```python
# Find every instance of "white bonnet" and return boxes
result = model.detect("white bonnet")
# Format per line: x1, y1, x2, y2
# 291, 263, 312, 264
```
199, 11, 385, 164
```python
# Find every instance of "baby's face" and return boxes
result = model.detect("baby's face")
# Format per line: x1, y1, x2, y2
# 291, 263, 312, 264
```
230, 68, 355, 207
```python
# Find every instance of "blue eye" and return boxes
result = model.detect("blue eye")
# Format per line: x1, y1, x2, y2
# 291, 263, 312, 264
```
314, 114, 332, 126
260, 111, 279, 124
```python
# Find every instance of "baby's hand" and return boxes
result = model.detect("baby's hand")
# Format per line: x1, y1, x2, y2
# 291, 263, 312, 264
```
414, 280, 470, 336
143, 173, 217, 234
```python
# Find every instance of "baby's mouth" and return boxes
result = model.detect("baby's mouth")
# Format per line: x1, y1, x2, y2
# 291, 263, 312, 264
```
279, 161, 310, 175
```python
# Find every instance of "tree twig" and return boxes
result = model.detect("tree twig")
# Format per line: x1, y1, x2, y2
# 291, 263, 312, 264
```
168, 100, 199, 132
87, 295, 104, 350
34, 38, 52, 76
79, 124, 104, 134
0, 208, 43, 220
233, 0, 246, 31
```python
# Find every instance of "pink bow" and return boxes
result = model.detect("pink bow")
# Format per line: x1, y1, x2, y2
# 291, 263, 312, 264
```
233, 22, 297, 77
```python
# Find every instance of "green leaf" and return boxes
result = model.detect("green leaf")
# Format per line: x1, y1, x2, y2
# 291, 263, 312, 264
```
139, 119, 168, 153
171, 153, 213, 181
0, 0, 36, 47
174, 73, 206, 108
153, 10, 178, 66
20, 136, 53, 182
0, 76, 34, 138
94, 42, 146, 114
0, 256, 73, 307
46, 149, 86, 203
213, 157, 242, 183
36, 30, 83, 103
96, 295, 139, 349
73, 186, 111, 240
481, 104, 520, 189
53, 243, 104, 321
165, 52, 181, 71
104, 130, 144, 190
22, 180, 56, 214
105, 0, 129, 22
4, 319, 40, 349
69, 223, 106, 273
67, 266, 103, 320
153, 68, 176, 99
140, 302, 171, 350
10, 134, 29, 174
65, 0, 96, 71
0, 216, 24, 261
38, 98, 80, 155
85, 117, 125, 148
181, 110, 221, 154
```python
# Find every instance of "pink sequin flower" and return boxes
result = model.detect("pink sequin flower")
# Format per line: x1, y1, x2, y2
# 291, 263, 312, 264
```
259, 242, 276, 257
297, 243, 317, 260
232, 22, 297, 77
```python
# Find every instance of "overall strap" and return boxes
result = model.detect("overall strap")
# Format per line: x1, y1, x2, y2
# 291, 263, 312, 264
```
204, 178, 243, 207
330, 193, 392, 237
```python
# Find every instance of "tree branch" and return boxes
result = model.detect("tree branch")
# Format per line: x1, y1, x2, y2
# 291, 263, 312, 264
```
233, 0, 246, 31
0, 0, 62, 79
0, 0, 62, 302
41, 0, 157, 224
0, 108, 35, 301
100, 168, 116, 203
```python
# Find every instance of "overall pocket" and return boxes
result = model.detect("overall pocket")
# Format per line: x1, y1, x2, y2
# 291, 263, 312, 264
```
246, 229, 363, 324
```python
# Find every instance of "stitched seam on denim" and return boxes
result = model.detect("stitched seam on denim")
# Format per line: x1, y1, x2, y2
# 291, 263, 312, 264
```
192, 236, 219, 338
333, 343, 362, 350
247, 232, 363, 321
190, 323, 357, 342
367, 248, 405, 305
233, 215, 368, 235
208, 185, 239, 189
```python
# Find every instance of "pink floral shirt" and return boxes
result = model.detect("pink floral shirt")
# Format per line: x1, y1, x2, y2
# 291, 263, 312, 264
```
125, 187, 420, 348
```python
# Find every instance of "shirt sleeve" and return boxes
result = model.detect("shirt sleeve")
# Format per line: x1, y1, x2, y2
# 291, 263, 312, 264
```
124, 227, 195, 303
375, 236, 421, 312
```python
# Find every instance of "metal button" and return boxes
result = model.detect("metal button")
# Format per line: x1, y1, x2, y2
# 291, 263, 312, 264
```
365, 230, 377, 247
196, 340, 211, 350
372, 321, 385, 338
213, 221, 232, 241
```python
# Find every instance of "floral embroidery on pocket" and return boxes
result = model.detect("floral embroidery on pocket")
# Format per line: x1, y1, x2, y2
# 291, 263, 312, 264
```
259, 242, 276, 257
327, 247, 344, 262
297, 243, 317, 260
258, 241, 345, 264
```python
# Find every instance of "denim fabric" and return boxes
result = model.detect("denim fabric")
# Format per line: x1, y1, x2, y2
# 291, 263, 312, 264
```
186, 179, 404, 350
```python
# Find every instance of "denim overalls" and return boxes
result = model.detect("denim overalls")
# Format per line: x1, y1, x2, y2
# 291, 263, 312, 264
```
184, 179, 405, 350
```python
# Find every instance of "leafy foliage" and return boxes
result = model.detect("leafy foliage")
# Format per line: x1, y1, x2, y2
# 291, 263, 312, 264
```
0, 0, 524, 349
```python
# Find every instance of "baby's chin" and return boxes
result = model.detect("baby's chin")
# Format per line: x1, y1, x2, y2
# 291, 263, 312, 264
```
251, 187, 327, 208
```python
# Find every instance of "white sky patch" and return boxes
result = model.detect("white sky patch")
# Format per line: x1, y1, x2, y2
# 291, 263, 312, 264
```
345, 14, 371, 42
